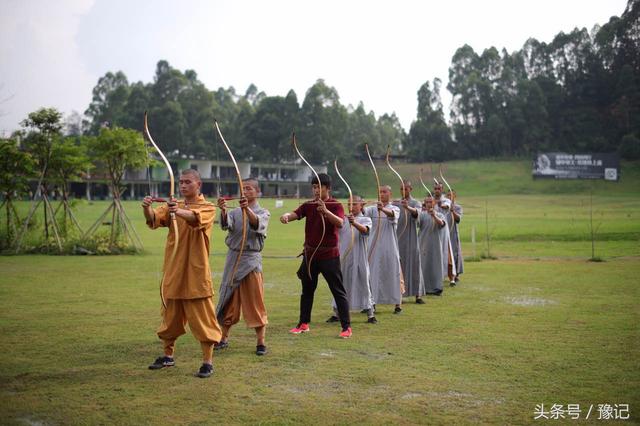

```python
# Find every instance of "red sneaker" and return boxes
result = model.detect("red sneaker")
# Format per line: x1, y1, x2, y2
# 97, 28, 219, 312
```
289, 323, 310, 334
339, 327, 352, 338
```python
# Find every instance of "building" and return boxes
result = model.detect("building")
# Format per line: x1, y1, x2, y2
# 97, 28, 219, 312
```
70, 158, 328, 200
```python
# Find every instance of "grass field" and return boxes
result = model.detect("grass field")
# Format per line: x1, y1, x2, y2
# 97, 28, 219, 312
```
1, 160, 639, 424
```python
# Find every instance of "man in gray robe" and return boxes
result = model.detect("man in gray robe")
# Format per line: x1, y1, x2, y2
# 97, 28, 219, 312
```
393, 180, 425, 304
434, 183, 456, 286
327, 196, 377, 323
364, 185, 403, 314
214, 178, 271, 356
418, 196, 447, 295
447, 190, 464, 285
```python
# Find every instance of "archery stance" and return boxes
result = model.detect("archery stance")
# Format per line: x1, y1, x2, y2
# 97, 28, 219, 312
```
433, 182, 457, 287
327, 195, 377, 324
447, 190, 464, 285
142, 169, 222, 378
280, 173, 352, 338
365, 185, 403, 314
214, 178, 270, 356
419, 196, 447, 295
393, 180, 425, 303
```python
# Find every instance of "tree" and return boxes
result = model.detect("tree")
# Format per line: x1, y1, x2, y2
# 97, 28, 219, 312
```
85, 127, 147, 252
0, 139, 35, 250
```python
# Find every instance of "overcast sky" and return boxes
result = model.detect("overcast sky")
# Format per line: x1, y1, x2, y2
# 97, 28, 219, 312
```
0, 0, 628, 136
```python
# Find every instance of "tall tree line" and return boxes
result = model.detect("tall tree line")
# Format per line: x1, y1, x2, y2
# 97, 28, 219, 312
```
406, 0, 640, 161
83, 1, 639, 163
84, 61, 404, 165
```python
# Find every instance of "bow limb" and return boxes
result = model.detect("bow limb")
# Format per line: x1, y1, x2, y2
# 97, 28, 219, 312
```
386, 145, 408, 239
419, 168, 433, 197
144, 112, 178, 310
215, 121, 246, 288
292, 133, 325, 280
334, 159, 355, 263
365, 144, 381, 262
439, 164, 454, 201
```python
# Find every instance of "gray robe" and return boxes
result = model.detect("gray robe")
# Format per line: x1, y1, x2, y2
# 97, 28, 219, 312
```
418, 210, 446, 293
394, 197, 424, 297
450, 203, 464, 275
333, 214, 373, 311
435, 196, 457, 277
216, 203, 270, 321
365, 203, 402, 305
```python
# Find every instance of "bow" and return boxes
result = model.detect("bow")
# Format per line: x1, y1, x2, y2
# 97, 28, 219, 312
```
334, 159, 355, 262
215, 120, 247, 287
365, 144, 381, 262
292, 132, 324, 279
439, 164, 454, 202
144, 112, 178, 310
385, 145, 408, 238
419, 168, 433, 197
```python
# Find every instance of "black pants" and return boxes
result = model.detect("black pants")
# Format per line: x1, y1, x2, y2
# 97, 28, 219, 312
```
297, 256, 350, 330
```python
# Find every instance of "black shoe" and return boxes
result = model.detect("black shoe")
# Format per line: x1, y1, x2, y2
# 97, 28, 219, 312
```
394, 306, 402, 314
213, 341, 229, 351
449, 281, 456, 287
195, 363, 213, 378
326, 315, 340, 323
360, 309, 369, 314
148, 356, 175, 370
256, 345, 267, 356
367, 316, 378, 324
415, 298, 425, 304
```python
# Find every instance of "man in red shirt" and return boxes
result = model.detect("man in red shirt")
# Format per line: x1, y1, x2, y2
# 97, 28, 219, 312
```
280, 173, 352, 338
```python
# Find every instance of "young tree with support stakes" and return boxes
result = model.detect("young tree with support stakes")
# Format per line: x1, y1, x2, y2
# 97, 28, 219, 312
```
84, 127, 147, 253
0, 139, 35, 251
15, 108, 65, 253
48, 136, 93, 237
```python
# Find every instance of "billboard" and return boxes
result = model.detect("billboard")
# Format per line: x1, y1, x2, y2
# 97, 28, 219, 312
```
532, 153, 620, 181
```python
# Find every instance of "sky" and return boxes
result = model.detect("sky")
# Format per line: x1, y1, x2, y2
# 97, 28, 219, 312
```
0, 0, 629, 136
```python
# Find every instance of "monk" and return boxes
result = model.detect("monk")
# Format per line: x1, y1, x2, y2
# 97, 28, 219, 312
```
393, 180, 425, 303
215, 178, 270, 356
326, 196, 376, 324
142, 169, 222, 378
364, 185, 403, 314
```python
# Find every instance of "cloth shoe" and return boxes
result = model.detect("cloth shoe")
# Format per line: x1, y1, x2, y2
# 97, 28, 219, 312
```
213, 341, 229, 351
256, 344, 267, 356
148, 356, 175, 370
325, 315, 340, 323
415, 298, 425, 304
367, 316, 378, 324
195, 363, 213, 378
394, 306, 402, 314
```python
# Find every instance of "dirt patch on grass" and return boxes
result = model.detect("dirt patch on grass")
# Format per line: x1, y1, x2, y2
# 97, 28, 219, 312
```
503, 296, 557, 306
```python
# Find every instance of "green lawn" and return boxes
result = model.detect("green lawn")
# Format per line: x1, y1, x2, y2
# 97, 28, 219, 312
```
0, 160, 638, 424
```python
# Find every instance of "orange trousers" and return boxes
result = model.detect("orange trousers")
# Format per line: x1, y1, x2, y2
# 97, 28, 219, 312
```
222, 271, 268, 329
157, 297, 222, 359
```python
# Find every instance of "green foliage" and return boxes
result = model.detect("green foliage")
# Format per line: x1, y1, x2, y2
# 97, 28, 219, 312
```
0, 139, 36, 197
88, 127, 148, 194
619, 133, 640, 159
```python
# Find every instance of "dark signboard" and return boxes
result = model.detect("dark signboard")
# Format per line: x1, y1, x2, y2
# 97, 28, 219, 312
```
532, 153, 620, 181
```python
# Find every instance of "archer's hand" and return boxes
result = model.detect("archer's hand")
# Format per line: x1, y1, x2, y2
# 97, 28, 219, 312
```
238, 197, 249, 210
216, 197, 227, 211
168, 197, 178, 214
142, 196, 153, 208
347, 214, 355, 224
280, 213, 290, 224
376, 201, 384, 211
316, 199, 328, 216
401, 199, 409, 209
